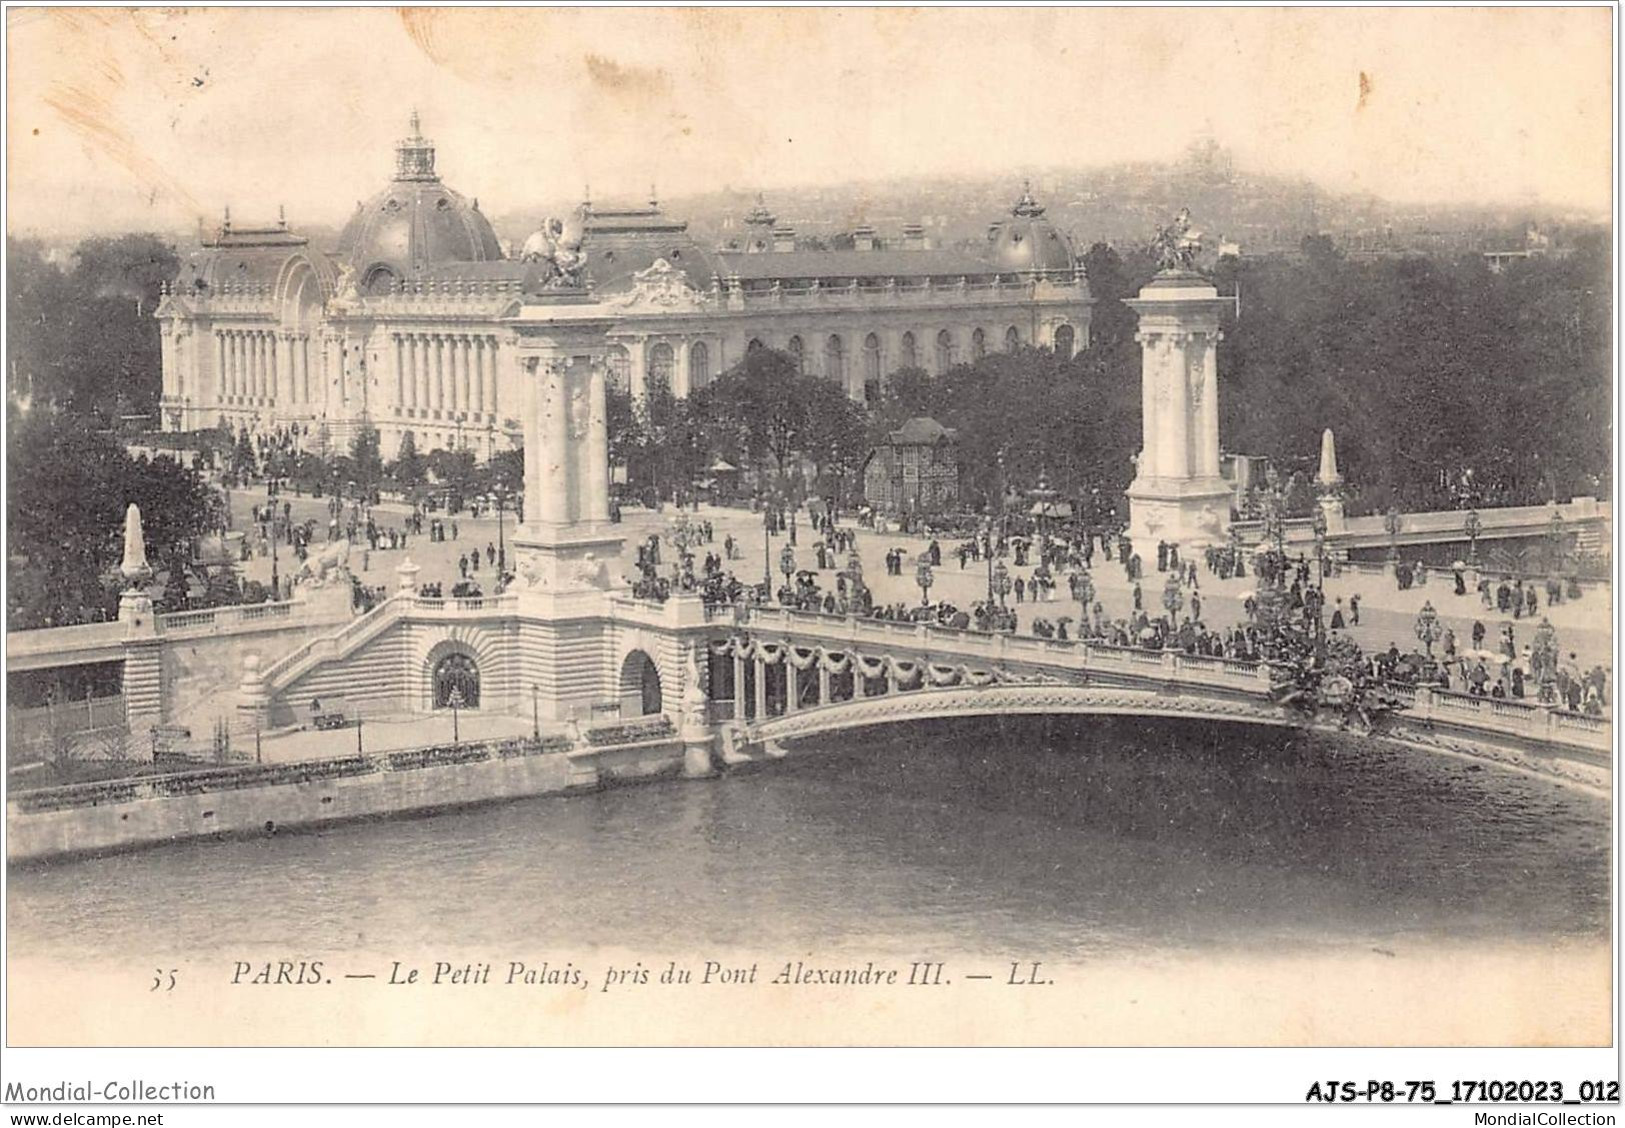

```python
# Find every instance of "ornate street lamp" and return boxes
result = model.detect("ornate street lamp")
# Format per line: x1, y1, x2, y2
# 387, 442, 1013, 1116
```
448, 686, 465, 744
915, 555, 934, 607
779, 542, 797, 597
1547, 508, 1567, 575
1531, 617, 1559, 700
762, 502, 775, 591
1075, 569, 1095, 613
1414, 600, 1442, 657
992, 559, 1011, 609
1463, 508, 1482, 568
1310, 506, 1328, 591
1384, 506, 1403, 563
1162, 571, 1184, 620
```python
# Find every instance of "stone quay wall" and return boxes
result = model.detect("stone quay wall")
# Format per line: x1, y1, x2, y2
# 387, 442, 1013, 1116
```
7, 723, 684, 865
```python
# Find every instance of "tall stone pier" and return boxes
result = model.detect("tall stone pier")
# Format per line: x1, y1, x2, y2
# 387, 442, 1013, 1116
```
509, 309, 623, 609
1125, 271, 1233, 550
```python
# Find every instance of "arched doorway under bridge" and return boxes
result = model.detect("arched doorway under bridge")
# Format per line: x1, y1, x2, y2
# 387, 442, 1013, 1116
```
620, 651, 663, 717
433, 652, 480, 710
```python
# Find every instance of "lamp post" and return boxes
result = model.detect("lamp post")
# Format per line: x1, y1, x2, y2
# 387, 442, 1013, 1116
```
1311, 507, 1328, 592
762, 501, 774, 592
269, 508, 280, 601
1464, 508, 1482, 568
915, 555, 934, 607
1162, 571, 1184, 621
1384, 506, 1403, 563
531, 684, 540, 741
495, 487, 507, 574
1414, 600, 1442, 657
1547, 508, 1567, 575
779, 542, 796, 604
447, 687, 465, 743
992, 559, 1011, 609
1531, 617, 1558, 701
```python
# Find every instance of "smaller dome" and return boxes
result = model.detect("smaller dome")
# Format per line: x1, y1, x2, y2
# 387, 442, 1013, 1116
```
983, 183, 1075, 275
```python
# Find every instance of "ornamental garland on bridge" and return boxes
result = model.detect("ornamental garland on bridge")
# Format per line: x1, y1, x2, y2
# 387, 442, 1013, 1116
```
709, 635, 1020, 690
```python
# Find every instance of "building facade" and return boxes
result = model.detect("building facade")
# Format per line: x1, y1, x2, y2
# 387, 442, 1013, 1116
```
863, 417, 961, 515
156, 116, 1093, 459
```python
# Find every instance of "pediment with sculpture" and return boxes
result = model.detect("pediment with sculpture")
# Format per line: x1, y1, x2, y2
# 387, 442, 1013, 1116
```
608, 258, 705, 312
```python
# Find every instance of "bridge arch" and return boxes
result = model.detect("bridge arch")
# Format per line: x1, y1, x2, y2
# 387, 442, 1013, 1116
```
619, 649, 663, 716
749, 684, 1294, 748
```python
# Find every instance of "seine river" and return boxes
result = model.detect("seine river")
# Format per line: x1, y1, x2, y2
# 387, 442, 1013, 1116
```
7, 718, 1610, 962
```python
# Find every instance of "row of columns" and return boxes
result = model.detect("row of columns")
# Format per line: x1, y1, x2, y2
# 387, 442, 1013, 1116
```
394, 332, 500, 420
725, 653, 909, 722
214, 329, 322, 407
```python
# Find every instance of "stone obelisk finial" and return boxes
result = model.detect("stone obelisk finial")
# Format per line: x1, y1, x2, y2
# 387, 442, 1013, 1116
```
118, 503, 156, 629
1316, 428, 1343, 489
120, 503, 152, 587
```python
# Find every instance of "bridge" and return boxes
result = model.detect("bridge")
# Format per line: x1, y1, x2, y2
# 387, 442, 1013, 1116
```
213, 587, 1610, 786
703, 607, 1610, 771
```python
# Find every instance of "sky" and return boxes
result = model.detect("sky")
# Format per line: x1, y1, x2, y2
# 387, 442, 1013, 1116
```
5, 6, 1614, 239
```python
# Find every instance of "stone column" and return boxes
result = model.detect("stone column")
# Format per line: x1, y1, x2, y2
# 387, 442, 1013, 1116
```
818, 665, 832, 705
393, 335, 405, 410
481, 342, 494, 422
255, 333, 267, 401
586, 359, 610, 522
627, 337, 648, 401
471, 338, 486, 416
673, 338, 691, 398
1164, 334, 1189, 478
733, 652, 747, 721
786, 664, 800, 712
537, 359, 570, 524
433, 335, 447, 415
521, 357, 541, 521
1198, 331, 1221, 477
754, 659, 768, 719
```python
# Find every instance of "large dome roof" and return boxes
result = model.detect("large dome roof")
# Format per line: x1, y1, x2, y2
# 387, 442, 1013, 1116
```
335, 113, 503, 292
983, 184, 1075, 275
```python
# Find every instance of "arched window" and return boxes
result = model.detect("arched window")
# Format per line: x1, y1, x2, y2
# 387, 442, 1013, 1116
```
900, 331, 918, 370
606, 345, 631, 391
1053, 324, 1075, 360
648, 342, 675, 389
747, 338, 765, 354
1005, 325, 1021, 351
787, 335, 805, 374
824, 334, 845, 388
934, 329, 956, 375
689, 341, 710, 387
863, 333, 883, 405
433, 652, 480, 709
971, 327, 987, 361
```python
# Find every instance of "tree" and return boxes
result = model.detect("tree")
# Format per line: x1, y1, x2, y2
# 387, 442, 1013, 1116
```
349, 423, 384, 498
7, 410, 224, 628
389, 429, 426, 490
800, 379, 869, 502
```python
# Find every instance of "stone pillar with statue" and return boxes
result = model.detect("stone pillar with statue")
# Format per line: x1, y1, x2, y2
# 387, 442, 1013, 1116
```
1125, 210, 1234, 551
507, 314, 625, 608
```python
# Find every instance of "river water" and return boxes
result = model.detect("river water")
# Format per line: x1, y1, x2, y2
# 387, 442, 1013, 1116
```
8, 718, 1608, 963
